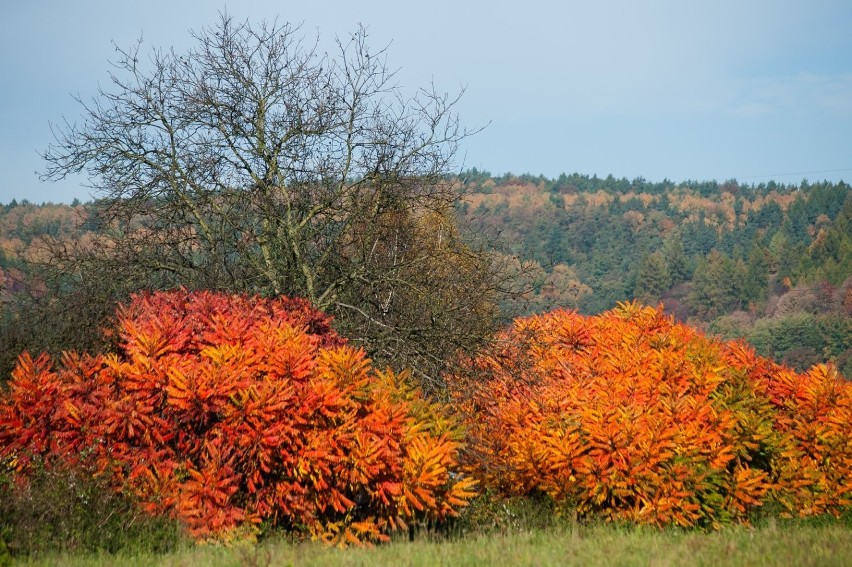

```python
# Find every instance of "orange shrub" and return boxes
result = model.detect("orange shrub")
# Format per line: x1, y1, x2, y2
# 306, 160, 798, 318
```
0, 290, 475, 544
450, 302, 851, 528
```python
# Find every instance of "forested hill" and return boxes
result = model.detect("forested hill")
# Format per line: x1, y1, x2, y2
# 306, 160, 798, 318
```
1, 173, 850, 375
456, 172, 851, 375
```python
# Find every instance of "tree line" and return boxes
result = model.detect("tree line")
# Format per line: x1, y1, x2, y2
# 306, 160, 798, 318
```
457, 172, 851, 375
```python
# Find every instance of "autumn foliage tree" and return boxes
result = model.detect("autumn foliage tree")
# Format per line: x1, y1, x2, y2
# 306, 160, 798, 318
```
450, 303, 851, 528
0, 290, 475, 544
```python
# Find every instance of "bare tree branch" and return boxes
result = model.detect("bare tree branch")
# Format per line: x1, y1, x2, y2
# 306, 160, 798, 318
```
38, 13, 502, 388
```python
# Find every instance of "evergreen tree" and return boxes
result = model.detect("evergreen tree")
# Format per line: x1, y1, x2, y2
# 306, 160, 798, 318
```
689, 250, 737, 319
662, 233, 690, 285
634, 251, 671, 302
743, 245, 770, 306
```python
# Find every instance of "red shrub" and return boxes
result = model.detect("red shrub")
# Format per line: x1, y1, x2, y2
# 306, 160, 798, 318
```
0, 290, 475, 544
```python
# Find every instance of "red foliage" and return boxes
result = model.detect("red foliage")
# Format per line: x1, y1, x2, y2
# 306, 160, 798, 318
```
450, 302, 852, 527
0, 290, 475, 544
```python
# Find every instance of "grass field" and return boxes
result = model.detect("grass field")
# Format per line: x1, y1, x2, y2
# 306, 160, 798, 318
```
15, 521, 852, 567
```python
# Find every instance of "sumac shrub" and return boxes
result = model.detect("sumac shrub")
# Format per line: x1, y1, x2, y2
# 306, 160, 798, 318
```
0, 290, 475, 545
450, 302, 852, 528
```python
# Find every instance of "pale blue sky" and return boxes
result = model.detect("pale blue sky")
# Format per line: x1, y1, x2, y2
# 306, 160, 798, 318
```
2, 0, 851, 203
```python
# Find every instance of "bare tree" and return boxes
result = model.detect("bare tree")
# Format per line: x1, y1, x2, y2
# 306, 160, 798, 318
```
38, 14, 501, 388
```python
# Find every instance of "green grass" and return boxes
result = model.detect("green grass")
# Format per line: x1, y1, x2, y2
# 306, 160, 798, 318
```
15, 521, 852, 567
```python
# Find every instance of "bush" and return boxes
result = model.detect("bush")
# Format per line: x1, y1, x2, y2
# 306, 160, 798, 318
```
0, 290, 476, 546
450, 302, 852, 528
0, 463, 184, 558
448, 490, 566, 537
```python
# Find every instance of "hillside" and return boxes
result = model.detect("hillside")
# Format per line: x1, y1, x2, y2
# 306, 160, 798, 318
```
455, 172, 851, 374
2, 174, 851, 376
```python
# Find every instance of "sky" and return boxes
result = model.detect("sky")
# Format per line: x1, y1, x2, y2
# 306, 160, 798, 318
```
2, 0, 852, 204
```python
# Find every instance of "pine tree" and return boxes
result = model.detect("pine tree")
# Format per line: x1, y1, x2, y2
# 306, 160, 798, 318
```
634, 251, 671, 302
662, 233, 690, 285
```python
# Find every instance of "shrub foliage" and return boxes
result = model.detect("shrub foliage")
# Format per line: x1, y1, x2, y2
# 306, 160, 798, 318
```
451, 302, 852, 528
0, 290, 475, 545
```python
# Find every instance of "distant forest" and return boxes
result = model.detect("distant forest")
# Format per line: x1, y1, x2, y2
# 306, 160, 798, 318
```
456, 172, 851, 376
2, 172, 851, 376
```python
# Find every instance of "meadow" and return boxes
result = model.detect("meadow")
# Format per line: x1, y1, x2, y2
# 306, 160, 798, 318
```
16, 520, 852, 567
